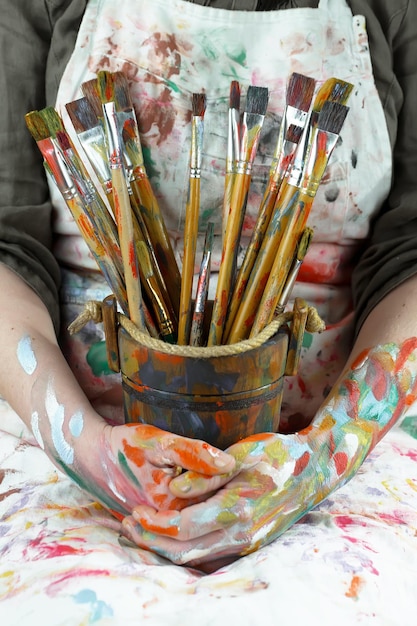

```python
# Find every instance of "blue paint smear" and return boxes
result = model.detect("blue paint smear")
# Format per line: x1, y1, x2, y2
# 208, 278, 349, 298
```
73, 589, 113, 622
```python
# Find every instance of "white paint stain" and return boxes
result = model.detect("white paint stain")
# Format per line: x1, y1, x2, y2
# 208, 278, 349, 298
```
17, 335, 37, 375
30, 411, 44, 449
45, 377, 74, 465
69, 410, 85, 438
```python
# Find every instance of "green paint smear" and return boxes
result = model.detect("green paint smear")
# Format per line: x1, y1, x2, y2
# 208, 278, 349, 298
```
57, 459, 121, 513
400, 415, 417, 440
302, 332, 314, 349
228, 49, 247, 67
142, 145, 160, 181
118, 450, 142, 490
165, 79, 181, 95
86, 341, 113, 376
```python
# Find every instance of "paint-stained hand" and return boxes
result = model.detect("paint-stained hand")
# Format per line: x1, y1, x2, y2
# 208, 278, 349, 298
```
121, 340, 417, 565
95, 423, 236, 516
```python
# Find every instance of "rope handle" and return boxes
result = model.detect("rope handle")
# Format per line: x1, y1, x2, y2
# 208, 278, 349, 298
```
68, 296, 325, 361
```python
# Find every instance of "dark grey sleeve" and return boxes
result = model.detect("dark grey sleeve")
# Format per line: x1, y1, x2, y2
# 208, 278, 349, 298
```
0, 0, 86, 333
351, 0, 417, 333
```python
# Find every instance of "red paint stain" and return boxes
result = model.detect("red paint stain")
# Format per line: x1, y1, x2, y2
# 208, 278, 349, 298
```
294, 450, 311, 476
334, 451, 348, 475
129, 242, 139, 279
395, 337, 417, 374
344, 379, 361, 420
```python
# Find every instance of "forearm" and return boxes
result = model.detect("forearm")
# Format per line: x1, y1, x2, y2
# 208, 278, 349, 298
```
0, 264, 104, 464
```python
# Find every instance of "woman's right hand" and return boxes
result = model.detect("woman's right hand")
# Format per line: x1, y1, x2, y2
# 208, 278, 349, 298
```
71, 420, 236, 518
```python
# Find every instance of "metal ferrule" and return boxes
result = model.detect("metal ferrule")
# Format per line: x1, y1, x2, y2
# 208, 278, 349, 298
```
278, 258, 302, 307
79, 128, 112, 189
43, 142, 77, 199
271, 105, 308, 163
189, 116, 204, 178
298, 129, 339, 197
102, 101, 123, 169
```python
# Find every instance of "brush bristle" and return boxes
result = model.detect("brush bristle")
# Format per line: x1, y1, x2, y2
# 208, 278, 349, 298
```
245, 86, 269, 116
56, 130, 72, 152
286, 73, 316, 112
229, 81, 241, 110
65, 97, 99, 133
112, 71, 133, 110
25, 111, 50, 142
81, 78, 104, 117
296, 226, 314, 261
318, 100, 349, 135
192, 93, 207, 117
285, 123, 304, 144
312, 78, 337, 113
96, 70, 115, 105
203, 221, 214, 254
329, 80, 354, 106
39, 107, 63, 138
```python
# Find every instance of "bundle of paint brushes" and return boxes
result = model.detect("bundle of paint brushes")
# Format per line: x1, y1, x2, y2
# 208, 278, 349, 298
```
25, 70, 352, 348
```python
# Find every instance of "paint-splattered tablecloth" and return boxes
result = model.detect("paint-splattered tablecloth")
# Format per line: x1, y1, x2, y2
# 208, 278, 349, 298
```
1, 397, 417, 626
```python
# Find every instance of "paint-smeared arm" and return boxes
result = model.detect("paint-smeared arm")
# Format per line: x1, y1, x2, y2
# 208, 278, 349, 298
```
0, 265, 235, 518
120, 275, 417, 565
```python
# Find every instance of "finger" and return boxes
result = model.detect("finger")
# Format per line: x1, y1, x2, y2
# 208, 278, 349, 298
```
130, 494, 247, 542
121, 514, 237, 566
123, 424, 236, 474
155, 434, 236, 475
169, 468, 239, 498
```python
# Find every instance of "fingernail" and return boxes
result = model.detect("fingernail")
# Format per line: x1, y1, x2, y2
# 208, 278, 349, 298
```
174, 481, 191, 493
214, 455, 232, 468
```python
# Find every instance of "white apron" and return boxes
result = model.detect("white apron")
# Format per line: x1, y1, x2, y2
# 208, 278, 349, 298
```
52, 0, 392, 430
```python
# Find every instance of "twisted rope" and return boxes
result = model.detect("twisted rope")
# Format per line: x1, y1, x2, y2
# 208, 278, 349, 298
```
68, 299, 325, 358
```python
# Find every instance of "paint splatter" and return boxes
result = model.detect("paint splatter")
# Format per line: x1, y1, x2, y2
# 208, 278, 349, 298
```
17, 335, 37, 375
45, 377, 74, 465
69, 411, 85, 438
345, 574, 364, 599
30, 411, 45, 449
400, 415, 417, 440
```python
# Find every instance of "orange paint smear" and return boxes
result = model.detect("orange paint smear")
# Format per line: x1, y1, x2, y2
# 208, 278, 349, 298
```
345, 575, 363, 599
123, 441, 146, 467
139, 515, 179, 537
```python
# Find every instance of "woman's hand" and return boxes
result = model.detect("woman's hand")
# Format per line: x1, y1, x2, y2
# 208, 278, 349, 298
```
74, 421, 236, 518
121, 339, 417, 566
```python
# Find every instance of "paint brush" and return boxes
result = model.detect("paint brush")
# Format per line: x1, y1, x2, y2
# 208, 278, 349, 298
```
38, 106, 123, 268
288, 77, 353, 188
96, 70, 147, 332
274, 226, 314, 315
222, 80, 241, 242
136, 241, 177, 343
178, 92, 207, 345
208, 85, 269, 346
66, 92, 174, 333
189, 221, 214, 347
25, 110, 129, 314
227, 99, 349, 343
65, 96, 114, 202
250, 100, 350, 336
224, 74, 315, 341
112, 71, 181, 318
